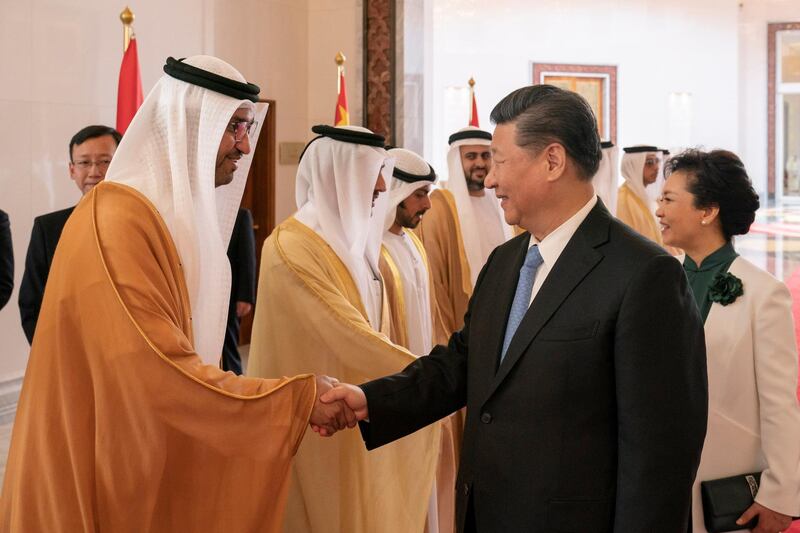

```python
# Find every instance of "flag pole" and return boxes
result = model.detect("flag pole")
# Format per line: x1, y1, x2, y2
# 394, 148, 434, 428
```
468, 76, 475, 124
335, 51, 346, 94
120, 6, 135, 53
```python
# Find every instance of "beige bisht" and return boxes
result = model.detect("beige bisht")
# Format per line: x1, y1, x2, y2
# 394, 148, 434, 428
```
414, 188, 472, 344
380, 228, 442, 353
248, 217, 441, 533
617, 147, 670, 249
382, 146, 468, 533
251, 128, 440, 532
379, 231, 460, 533
379, 245, 410, 349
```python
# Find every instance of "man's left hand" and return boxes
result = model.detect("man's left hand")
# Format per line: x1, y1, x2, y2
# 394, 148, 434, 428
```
236, 301, 253, 317
736, 502, 792, 533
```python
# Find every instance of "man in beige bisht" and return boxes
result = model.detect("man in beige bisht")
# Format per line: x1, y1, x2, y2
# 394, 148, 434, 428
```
416, 127, 513, 342
379, 147, 438, 353
616, 145, 667, 245
377, 147, 457, 533
248, 125, 440, 533
0, 56, 354, 533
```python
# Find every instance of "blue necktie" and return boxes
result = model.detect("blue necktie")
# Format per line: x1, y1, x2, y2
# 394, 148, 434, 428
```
501, 245, 544, 362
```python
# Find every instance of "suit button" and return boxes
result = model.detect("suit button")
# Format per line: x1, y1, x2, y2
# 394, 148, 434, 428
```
481, 412, 492, 424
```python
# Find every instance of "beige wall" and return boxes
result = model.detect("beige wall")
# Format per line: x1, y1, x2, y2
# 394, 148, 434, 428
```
430, 0, 741, 179
215, 0, 362, 224
738, 0, 800, 198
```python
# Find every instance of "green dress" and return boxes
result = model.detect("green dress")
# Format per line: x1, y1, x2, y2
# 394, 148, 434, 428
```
682, 242, 739, 323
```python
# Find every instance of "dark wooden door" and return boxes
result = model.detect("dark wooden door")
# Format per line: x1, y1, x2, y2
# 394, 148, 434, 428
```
238, 99, 276, 344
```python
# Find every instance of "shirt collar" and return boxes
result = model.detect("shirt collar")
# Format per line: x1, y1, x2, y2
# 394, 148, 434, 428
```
528, 195, 598, 268
683, 241, 737, 272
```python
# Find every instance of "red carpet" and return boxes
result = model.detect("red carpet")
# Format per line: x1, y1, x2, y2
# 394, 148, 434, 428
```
750, 221, 800, 238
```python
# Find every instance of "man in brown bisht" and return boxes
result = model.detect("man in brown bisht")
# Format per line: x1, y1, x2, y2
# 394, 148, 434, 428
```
0, 56, 354, 533
247, 125, 440, 533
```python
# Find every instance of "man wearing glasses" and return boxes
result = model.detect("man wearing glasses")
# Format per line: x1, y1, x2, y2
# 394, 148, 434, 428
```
2, 56, 353, 532
18, 124, 121, 343
616, 145, 672, 249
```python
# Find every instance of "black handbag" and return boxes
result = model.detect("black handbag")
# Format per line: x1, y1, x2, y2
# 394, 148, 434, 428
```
700, 472, 761, 532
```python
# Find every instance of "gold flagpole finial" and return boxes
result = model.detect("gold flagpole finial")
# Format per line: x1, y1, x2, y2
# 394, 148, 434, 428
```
335, 52, 346, 94
120, 7, 135, 53
468, 77, 475, 88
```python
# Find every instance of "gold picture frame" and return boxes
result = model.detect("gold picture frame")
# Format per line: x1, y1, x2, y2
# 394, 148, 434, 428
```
532, 63, 617, 144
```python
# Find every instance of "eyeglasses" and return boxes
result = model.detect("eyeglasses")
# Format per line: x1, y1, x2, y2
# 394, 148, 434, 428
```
227, 120, 258, 143
72, 159, 112, 170
644, 158, 662, 167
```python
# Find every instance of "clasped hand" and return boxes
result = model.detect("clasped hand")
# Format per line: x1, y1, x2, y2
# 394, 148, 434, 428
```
736, 502, 792, 533
309, 377, 369, 437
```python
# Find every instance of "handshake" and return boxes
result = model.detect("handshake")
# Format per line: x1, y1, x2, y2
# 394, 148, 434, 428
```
310, 376, 370, 437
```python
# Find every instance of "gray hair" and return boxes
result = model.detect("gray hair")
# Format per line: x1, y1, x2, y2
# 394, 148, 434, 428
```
490, 85, 602, 180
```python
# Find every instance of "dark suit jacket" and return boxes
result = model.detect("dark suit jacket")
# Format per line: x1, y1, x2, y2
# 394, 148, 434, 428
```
19, 206, 74, 344
222, 208, 256, 374
359, 200, 708, 533
0, 210, 13, 311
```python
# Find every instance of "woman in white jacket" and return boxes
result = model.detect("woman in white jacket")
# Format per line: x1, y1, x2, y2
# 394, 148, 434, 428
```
657, 149, 800, 533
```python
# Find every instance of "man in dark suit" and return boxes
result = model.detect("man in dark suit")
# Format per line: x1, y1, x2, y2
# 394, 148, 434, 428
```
19, 125, 121, 343
320, 85, 708, 532
222, 207, 256, 374
0, 209, 13, 311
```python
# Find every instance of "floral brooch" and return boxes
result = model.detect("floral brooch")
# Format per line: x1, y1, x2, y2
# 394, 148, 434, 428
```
708, 272, 744, 306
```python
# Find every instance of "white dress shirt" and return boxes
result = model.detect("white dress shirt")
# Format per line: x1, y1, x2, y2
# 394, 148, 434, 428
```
528, 195, 598, 306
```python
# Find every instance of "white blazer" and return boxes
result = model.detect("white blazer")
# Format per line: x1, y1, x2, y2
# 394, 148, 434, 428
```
692, 257, 800, 532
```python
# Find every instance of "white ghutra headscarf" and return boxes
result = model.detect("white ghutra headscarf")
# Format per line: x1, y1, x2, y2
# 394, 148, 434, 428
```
106, 55, 267, 364
294, 125, 395, 329
593, 141, 620, 214
382, 147, 438, 232
444, 126, 513, 287
621, 146, 661, 213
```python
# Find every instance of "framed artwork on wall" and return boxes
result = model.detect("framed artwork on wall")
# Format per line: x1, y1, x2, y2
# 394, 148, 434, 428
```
532, 63, 617, 144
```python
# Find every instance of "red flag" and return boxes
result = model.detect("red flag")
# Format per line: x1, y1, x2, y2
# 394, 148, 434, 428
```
334, 71, 350, 126
469, 88, 480, 127
116, 37, 143, 135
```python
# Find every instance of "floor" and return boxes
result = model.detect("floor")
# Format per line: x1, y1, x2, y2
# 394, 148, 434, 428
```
739, 204, 800, 281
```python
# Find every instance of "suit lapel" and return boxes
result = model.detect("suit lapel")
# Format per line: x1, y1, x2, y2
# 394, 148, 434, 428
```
482, 201, 611, 406
477, 236, 528, 380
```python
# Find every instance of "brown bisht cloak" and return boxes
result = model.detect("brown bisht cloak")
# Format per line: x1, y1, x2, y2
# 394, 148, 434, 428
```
0, 183, 316, 532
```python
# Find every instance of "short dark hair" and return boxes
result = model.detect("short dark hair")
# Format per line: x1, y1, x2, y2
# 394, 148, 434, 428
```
69, 125, 122, 161
490, 85, 602, 180
665, 149, 760, 240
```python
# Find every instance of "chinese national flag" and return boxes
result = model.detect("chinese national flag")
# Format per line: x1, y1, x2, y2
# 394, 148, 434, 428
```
469, 89, 480, 127
116, 37, 143, 135
334, 71, 349, 126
